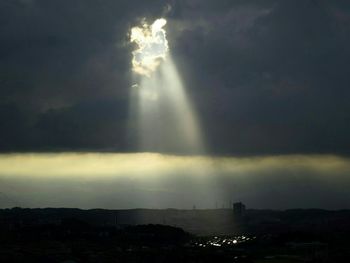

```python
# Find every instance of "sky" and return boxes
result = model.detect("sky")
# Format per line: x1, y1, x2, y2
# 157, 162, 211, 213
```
0, 0, 350, 209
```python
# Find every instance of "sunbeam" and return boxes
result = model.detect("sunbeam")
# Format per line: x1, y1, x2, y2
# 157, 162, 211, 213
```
129, 18, 204, 154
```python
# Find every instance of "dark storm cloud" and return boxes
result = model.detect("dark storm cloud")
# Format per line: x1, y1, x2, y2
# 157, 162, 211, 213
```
0, 0, 165, 151
0, 0, 350, 155
170, 0, 350, 155
0, 0, 164, 109
34, 99, 129, 150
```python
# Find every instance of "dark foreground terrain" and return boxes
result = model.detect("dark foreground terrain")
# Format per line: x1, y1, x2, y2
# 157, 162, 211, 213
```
1, 208, 350, 262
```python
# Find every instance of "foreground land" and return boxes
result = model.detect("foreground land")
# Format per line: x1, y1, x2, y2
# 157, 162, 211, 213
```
1, 208, 350, 262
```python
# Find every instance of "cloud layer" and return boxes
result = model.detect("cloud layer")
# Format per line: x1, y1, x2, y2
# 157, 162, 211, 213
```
0, 0, 350, 155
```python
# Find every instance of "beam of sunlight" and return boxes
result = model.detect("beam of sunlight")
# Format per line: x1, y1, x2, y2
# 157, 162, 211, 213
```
129, 18, 205, 155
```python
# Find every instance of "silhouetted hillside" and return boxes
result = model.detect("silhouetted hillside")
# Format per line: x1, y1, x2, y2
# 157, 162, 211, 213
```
1, 208, 350, 262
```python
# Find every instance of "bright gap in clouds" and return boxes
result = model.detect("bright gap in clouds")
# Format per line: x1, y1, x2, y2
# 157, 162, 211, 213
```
130, 18, 169, 76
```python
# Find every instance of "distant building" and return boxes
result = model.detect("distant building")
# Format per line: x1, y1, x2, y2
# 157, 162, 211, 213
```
233, 202, 246, 217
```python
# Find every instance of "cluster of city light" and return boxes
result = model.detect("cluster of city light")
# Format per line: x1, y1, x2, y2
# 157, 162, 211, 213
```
192, 235, 256, 248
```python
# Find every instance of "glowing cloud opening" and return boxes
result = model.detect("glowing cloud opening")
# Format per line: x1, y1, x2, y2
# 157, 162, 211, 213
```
130, 18, 169, 76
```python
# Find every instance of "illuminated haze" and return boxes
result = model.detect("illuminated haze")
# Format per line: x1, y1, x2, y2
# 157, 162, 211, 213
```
0, 153, 350, 209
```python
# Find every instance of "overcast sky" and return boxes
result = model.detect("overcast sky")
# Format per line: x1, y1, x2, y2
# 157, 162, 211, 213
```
1, 0, 350, 155
1, 1, 350, 209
